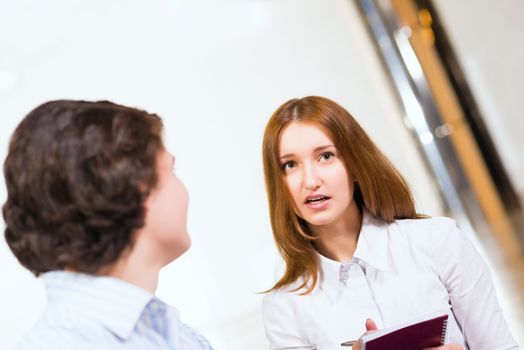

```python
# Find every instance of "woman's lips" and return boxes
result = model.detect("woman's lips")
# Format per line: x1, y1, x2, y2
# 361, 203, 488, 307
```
304, 195, 331, 209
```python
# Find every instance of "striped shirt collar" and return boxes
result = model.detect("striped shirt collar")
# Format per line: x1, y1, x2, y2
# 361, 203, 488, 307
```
43, 271, 156, 340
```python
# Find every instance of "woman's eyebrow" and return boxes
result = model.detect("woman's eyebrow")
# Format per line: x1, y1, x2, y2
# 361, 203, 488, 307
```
279, 145, 335, 160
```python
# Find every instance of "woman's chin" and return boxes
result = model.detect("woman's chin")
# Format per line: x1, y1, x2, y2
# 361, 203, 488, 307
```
305, 215, 335, 228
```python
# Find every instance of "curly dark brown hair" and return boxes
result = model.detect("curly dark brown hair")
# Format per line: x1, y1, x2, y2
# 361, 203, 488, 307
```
3, 100, 164, 276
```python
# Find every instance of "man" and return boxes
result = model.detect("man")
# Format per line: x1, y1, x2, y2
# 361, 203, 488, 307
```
3, 100, 213, 349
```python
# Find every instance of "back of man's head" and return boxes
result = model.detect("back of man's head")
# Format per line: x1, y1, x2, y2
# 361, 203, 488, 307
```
3, 100, 164, 276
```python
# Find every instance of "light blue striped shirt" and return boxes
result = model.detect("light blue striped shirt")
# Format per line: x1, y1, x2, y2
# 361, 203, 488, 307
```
17, 271, 214, 350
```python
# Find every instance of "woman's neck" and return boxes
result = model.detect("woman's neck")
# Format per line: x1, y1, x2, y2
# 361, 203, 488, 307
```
311, 205, 363, 262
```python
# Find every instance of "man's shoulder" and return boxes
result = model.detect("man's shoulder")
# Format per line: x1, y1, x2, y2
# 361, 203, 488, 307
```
16, 306, 106, 350
18, 327, 86, 350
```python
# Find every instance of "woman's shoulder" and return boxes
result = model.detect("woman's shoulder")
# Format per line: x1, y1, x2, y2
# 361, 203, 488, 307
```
394, 215, 456, 228
263, 281, 304, 302
385, 215, 471, 272
391, 215, 458, 236
263, 288, 288, 306
388, 215, 464, 250
263, 277, 316, 310
263, 288, 296, 316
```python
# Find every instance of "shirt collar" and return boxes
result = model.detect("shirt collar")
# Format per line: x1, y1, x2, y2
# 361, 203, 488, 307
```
353, 210, 390, 272
43, 271, 155, 340
317, 210, 391, 297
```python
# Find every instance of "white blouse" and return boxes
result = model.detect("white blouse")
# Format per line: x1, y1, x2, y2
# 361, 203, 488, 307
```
263, 212, 518, 350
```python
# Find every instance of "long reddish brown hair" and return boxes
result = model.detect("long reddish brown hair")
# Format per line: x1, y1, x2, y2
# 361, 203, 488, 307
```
263, 96, 422, 294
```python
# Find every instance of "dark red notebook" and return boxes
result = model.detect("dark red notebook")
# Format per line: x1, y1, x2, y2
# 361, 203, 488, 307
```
342, 312, 448, 350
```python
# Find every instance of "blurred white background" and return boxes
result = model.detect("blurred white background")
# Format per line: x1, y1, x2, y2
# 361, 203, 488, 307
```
0, 0, 521, 349
434, 0, 524, 199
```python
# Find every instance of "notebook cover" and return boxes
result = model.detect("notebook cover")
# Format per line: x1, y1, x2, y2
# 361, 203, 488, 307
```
362, 314, 448, 350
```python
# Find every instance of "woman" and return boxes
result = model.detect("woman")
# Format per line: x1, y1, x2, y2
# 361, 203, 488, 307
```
261, 96, 517, 350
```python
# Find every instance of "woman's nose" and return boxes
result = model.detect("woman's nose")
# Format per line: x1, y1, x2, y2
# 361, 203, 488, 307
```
303, 165, 321, 191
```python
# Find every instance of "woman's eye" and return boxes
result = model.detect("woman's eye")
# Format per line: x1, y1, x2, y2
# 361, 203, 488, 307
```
281, 161, 295, 171
319, 152, 334, 161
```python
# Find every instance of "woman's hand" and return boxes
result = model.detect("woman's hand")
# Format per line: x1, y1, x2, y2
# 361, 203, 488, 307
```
423, 344, 464, 350
352, 319, 378, 350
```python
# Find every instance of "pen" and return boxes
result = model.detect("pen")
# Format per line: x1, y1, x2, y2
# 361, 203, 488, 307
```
341, 340, 357, 347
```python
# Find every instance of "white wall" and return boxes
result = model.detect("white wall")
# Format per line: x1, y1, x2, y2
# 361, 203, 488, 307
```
0, 1, 443, 349
433, 0, 524, 199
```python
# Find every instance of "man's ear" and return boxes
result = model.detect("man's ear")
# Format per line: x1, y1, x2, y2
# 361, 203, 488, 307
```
141, 190, 153, 218
140, 182, 154, 215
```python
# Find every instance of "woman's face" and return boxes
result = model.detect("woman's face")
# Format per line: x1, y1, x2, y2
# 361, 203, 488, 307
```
278, 121, 357, 228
